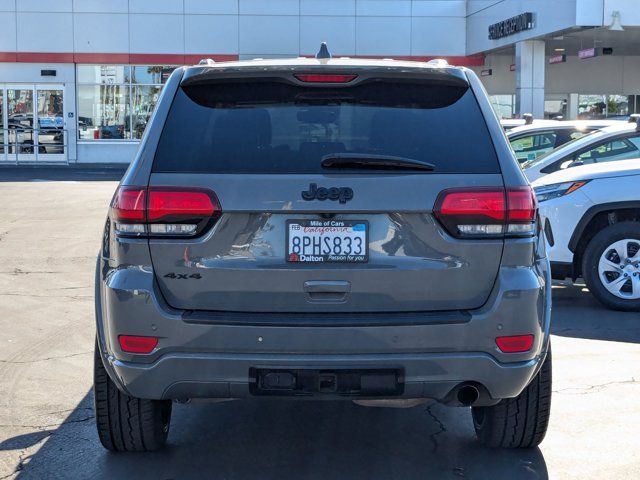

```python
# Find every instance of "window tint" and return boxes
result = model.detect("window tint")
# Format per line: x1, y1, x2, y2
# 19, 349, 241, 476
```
627, 136, 640, 149
511, 131, 557, 164
523, 130, 598, 170
575, 136, 640, 165
153, 81, 499, 174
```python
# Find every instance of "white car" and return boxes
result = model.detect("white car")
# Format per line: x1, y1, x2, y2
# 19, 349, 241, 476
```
532, 159, 640, 310
500, 112, 544, 130
508, 120, 622, 164
523, 117, 640, 182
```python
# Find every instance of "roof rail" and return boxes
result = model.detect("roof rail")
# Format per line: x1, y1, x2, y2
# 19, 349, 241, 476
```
426, 58, 449, 68
198, 58, 216, 66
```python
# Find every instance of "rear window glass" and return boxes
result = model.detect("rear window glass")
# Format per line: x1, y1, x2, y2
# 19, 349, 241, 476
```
153, 80, 499, 174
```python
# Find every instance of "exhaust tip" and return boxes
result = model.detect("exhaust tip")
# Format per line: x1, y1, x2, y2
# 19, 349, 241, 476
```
457, 385, 480, 406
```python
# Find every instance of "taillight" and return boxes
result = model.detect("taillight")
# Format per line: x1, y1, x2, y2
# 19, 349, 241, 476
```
294, 74, 357, 83
506, 187, 538, 236
112, 187, 145, 221
433, 186, 537, 238
111, 186, 221, 237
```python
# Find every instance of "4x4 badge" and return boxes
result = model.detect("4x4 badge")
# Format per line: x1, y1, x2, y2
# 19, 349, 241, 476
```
301, 183, 353, 204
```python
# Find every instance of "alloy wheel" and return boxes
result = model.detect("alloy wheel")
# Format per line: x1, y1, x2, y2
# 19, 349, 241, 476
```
597, 238, 640, 299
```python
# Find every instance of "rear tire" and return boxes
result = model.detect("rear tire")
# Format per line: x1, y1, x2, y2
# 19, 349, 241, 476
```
93, 340, 172, 452
472, 347, 551, 448
582, 222, 640, 311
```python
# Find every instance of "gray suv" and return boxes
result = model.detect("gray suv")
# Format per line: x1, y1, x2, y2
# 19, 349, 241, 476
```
94, 52, 552, 452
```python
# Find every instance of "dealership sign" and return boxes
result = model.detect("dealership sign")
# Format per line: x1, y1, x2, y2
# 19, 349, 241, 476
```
488, 12, 535, 40
549, 55, 566, 64
578, 48, 597, 59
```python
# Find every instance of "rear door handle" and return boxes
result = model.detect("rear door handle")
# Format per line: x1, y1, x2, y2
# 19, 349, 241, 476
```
303, 281, 351, 293
303, 281, 351, 303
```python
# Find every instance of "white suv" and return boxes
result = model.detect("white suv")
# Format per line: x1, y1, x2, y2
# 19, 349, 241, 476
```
533, 158, 640, 310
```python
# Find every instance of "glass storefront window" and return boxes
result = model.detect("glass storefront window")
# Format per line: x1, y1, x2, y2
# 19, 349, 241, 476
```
77, 85, 130, 140
131, 66, 177, 84
77, 64, 176, 141
77, 65, 130, 84
544, 98, 567, 120
131, 85, 161, 139
489, 94, 515, 119
578, 95, 629, 119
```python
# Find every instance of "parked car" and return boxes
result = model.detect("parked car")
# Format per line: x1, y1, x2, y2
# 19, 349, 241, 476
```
94, 52, 552, 452
523, 117, 640, 182
501, 118, 528, 131
508, 120, 622, 164
500, 113, 538, 131
533, 159, 640, 310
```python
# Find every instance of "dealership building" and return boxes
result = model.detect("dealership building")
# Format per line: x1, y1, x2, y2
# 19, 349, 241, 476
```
1, 0, 640, 165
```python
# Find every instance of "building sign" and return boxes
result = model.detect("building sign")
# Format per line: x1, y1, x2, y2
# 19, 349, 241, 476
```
481, 69, 493, 77
488, 12, 535, 40
578, 48, 597, 59
549, 55, 566, 64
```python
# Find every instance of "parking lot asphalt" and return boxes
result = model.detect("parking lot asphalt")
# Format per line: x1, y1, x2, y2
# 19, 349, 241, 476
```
0, 175, 639, 480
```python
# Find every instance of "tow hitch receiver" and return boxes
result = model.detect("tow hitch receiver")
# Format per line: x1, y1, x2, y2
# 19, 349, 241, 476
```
250, 368, 403, 397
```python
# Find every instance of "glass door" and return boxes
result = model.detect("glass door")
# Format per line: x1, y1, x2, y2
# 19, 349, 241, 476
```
2, 84, 66, 163
6, 86, 36, 161
0, 89, 4, 161
36, 85, 66, 162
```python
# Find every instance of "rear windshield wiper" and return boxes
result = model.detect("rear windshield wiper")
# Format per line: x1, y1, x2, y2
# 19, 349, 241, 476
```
321, 153, 435, 171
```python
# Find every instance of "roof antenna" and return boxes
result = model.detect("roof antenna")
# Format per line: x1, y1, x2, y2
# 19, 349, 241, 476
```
316, 42, 331, 59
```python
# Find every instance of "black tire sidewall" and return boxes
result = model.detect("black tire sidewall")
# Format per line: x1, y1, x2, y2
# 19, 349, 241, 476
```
582, 222, 640, 311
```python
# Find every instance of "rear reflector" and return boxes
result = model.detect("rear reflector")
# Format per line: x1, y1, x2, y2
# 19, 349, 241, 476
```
111, 186, 221, 238
294, 74, 357, 83
434, 187, 537, 238
118, 335, 158, 354
496, 335, 534, 353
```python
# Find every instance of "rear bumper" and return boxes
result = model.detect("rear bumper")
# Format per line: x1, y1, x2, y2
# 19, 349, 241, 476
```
96, 254, 552, 403
107, 351, 543, 404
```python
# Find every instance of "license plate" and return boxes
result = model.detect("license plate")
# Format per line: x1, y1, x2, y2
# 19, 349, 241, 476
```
286, 220, 368, 263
